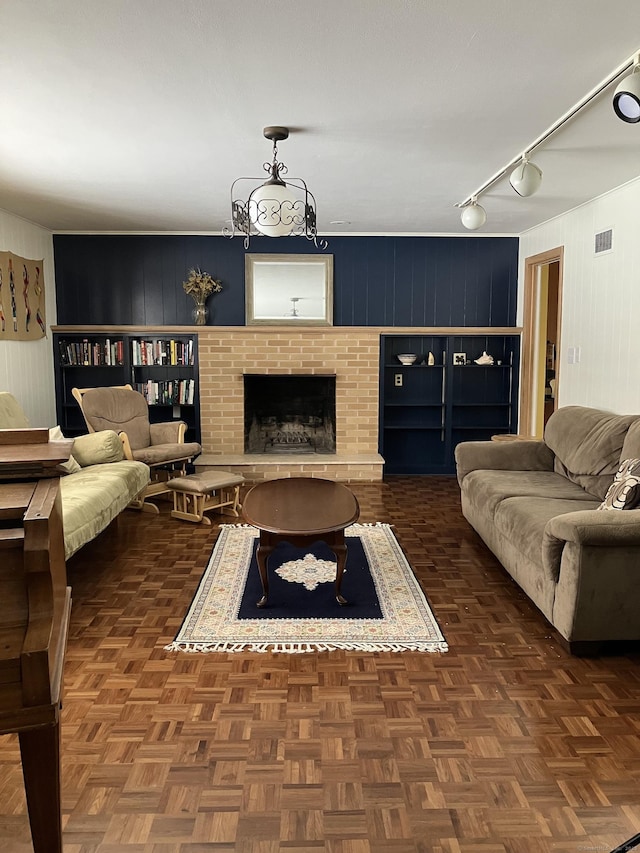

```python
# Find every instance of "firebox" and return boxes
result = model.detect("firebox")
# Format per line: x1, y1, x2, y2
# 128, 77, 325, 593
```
244, 374, 336, 454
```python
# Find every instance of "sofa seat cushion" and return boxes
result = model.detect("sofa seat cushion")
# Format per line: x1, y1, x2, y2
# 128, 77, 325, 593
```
461, 469, 596, 519
59, 460, 150, 559
131, 441, 201, 466
494, 495, 600, 568
491, 495, 600, 616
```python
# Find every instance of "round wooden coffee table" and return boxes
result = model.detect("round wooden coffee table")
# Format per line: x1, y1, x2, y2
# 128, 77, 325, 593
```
241, 477, 360, 607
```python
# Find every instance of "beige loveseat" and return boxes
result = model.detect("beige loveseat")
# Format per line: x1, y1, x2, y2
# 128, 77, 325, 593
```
455, 406, 640, 653
0, 392, 150, 559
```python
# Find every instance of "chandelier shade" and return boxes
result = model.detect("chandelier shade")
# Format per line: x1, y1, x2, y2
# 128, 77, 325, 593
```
225, 126, 326, 249
249, 181, 302, 237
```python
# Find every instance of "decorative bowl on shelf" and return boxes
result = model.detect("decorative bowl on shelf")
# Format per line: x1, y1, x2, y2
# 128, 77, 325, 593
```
397, 353, 418, 365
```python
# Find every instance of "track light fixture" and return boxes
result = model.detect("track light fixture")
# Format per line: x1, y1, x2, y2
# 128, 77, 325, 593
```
509, 155, 543, 197
460, 198, 486, 230
225, 126, 327, 249
613, 56, 640, 123
455, 49, 640, 229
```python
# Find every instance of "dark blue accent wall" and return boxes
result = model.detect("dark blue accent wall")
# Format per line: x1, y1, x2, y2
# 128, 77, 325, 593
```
53, 234, 518, 327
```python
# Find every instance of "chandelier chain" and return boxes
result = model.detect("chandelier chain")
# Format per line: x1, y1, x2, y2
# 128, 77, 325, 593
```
263, 140, 288, 180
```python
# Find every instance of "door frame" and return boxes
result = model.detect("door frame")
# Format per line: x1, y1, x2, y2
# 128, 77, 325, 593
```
520, 246, 564, 438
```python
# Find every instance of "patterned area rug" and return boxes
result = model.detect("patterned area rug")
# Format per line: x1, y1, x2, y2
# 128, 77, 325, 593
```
166, 523, 447, 654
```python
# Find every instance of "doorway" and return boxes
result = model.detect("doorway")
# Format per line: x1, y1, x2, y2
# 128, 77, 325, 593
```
520, 247, 564, 438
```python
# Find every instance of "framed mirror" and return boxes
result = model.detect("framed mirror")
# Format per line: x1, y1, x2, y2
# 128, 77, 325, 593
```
245, 254, 334, 326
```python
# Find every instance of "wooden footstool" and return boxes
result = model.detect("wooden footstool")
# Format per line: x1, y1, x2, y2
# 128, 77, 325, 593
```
167, 471, 244, 525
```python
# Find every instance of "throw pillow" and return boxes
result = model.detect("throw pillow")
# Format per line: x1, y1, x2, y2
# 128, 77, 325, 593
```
71, 430, 124, 466
49, 425, 82, 474
597, 458, 640, 511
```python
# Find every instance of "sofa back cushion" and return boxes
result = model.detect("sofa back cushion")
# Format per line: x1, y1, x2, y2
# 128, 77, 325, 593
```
621, 420, 640, 462
0, 391, 30, 429
544, 406, 639, 500
81, 386, 151, 450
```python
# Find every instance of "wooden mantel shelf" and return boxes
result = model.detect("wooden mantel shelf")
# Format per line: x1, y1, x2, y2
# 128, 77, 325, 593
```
52, 324, 523, 335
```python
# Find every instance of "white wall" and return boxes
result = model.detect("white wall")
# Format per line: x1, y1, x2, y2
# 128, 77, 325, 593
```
519, 176, 640, 414
0, 209, 57, 426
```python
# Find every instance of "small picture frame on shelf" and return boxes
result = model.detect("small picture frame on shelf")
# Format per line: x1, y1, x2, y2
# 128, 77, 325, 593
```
453, 352, 466, 365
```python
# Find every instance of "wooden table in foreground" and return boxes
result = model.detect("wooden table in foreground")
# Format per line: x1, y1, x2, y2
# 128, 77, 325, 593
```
241, 477, 360, 607
0, 428, 73, 853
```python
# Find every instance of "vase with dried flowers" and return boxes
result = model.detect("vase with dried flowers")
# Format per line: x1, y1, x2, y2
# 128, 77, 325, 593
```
182, 268, 223, 325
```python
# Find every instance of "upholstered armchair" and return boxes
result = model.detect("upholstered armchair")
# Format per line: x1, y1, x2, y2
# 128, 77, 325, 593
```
72, 384, 201, 512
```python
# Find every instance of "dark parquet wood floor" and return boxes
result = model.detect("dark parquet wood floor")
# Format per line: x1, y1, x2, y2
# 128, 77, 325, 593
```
1, 476, 639, 853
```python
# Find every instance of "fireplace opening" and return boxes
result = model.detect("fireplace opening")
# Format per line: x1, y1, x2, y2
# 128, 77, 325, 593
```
244, 374, 336, 454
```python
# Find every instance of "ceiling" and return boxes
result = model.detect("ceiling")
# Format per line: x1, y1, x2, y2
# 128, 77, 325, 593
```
2, 1, 640, 236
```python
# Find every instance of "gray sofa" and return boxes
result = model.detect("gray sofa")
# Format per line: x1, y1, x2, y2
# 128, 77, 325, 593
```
455, 406, 640, 653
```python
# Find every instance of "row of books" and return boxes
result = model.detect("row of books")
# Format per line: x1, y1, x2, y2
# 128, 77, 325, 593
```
59, 338, 124, 366
133, 379, 195, 406
131, 338, 194, 366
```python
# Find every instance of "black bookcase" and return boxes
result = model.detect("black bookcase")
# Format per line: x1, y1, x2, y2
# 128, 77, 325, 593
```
379, 333, 520, 475
53, 331, 201, 444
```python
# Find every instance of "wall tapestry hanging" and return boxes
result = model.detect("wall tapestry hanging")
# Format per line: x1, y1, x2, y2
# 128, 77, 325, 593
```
0, 252, 46, 340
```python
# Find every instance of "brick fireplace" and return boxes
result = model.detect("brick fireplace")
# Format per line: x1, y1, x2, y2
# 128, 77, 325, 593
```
195, 327, 384, 481
244, 373, 336, 454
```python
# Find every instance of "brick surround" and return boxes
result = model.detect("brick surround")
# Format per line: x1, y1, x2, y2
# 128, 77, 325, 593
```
195, 327, 384, 481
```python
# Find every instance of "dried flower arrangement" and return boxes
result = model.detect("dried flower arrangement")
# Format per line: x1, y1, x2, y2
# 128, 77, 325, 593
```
182, 268, 223, 304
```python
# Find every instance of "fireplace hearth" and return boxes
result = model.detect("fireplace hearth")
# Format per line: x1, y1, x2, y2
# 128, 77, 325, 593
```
244, 374, 336, 455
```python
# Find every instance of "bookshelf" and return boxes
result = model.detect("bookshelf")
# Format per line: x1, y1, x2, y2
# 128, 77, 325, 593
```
380, 333, 520, 475
53, 330, 201, 443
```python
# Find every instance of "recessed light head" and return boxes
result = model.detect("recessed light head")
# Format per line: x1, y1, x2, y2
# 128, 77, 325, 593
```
613, 64, 640, 123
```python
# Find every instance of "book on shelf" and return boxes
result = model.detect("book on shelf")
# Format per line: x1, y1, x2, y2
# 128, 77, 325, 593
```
133, 378, 194, 406
130, 338, 193, 366
58, 338, 124, 366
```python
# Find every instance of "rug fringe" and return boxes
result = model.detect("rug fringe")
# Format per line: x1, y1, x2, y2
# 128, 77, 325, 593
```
164, 640, 449, 655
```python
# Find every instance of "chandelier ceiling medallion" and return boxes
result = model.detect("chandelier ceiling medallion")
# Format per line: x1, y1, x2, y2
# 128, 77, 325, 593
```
225, 126, 327, 250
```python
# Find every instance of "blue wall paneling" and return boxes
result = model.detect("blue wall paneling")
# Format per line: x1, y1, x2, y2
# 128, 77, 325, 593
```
53, 234, 519, 328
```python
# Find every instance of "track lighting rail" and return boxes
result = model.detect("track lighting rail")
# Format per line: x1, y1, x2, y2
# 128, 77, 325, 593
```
456, 50, 640, 215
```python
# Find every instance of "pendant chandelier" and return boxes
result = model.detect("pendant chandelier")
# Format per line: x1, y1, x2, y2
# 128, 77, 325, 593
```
225, 126, 327, 249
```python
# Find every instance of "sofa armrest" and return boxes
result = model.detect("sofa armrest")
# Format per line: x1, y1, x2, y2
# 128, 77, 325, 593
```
542, 508, 640, 583
545, 508, 640, 547
150, 421, 186, 445
455, 440, 554, 485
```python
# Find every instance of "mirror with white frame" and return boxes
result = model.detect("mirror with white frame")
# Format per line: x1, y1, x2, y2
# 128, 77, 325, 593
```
245, 254, 334, 326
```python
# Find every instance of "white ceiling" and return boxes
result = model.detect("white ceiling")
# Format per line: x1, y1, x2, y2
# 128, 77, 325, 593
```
1, 1, 640, 236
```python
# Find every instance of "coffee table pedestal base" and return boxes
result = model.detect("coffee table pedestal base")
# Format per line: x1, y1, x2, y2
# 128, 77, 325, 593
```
255, 530, 348, 607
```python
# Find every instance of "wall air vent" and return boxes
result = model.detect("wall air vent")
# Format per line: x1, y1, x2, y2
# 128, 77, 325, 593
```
594, 228, 613, 254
